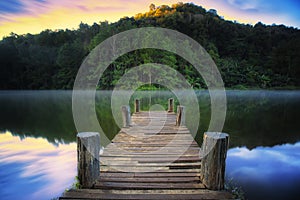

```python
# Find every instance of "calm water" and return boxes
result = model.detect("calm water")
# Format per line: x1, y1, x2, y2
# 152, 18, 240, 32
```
0, 90, 300, 200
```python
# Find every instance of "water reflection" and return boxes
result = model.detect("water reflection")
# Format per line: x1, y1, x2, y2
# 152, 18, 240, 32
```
0, 90, 300, 199
224, 90, 300, 149
0, 91, 77, 143
0, 131, 76, 200
227, 142, 300, 200
0, 90, 300, 148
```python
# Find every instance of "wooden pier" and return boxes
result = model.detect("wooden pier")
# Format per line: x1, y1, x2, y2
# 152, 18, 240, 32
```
60, 99, 232, 200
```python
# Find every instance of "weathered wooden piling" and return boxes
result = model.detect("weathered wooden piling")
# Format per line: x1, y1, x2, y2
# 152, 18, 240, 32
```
121, 105, 131, 127
168, 98, 174, 113
134, 99, 140, 113
176, 105, 185, 126
77, 132, 100, 188
200, 132, 229, 190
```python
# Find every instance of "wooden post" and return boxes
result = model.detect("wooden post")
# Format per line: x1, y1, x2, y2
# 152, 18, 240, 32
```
168, 98, 174, 113
176, 105, 185, 126
77, 132, 100, 189
121, 105, 131, 127
134, 99, 140, 113
200, 132, 229, 190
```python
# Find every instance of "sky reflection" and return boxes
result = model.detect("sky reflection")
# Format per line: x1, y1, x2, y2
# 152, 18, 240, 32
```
0, 131, 76, 200
226, 142, 300, 200
1, 127, 300, 199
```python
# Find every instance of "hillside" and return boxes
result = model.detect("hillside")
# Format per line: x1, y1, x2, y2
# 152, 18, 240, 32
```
0, 2, 299, 89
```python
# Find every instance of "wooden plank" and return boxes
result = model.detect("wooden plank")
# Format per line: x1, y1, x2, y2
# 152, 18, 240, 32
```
102, 151, 200, 156
97, 176, 200, 183
94, 182, 206, 189
100, 156, 201, 163
60, 189, 233, 199
100, 166, 201, 173
99, 172, 201, 178
62, 188, 233, 195
100, 161, 201, 167
111, 138, 195, 142
112, 141, 198, 145
101, 154, 201, 158
103, 146, 199, 151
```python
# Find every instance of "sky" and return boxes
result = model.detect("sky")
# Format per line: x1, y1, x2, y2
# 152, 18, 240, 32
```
0, 0, 299, 38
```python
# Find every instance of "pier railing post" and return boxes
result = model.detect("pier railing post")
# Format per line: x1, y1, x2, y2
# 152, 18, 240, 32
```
168, 98, 174, 113
121, 105, 131, 127
77, 132, 100, 189
176, 105, 185, 126
134, 99, 140, 113
200, 132, 229, 190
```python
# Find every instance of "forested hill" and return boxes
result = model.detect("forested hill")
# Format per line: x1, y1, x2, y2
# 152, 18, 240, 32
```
0, 2, 299, 89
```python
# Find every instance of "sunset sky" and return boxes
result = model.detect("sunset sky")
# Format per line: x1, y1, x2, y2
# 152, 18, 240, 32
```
0, 0, 299, 38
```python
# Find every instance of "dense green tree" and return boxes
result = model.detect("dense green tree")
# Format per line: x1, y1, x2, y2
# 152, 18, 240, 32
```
0, 2, 299, 90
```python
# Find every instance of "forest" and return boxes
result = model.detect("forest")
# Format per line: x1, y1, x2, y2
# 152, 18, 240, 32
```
0, 2, 299, 90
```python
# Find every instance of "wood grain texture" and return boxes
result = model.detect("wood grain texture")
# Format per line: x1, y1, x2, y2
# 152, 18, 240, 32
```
201, 132, 229, 190
61, 111, 232, 199
77, 132, 100, 189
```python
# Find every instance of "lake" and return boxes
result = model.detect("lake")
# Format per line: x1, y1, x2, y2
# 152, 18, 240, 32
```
0, 90, 300, 200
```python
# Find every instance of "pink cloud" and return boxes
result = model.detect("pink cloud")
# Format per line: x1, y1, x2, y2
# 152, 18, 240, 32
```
0, 0, 134, 23
76, 5, 89, 12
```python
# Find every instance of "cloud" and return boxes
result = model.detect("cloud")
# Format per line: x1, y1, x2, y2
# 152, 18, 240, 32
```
0, 0, 48, 24
0, 0, 136, 37
195, 0, 300, 27
226, 142, 300, 199
0, 0, 24, 14
0, 0, 118, 23
227, 0, 260, 10
227, 142, 300, 184
226, 0, 300, 15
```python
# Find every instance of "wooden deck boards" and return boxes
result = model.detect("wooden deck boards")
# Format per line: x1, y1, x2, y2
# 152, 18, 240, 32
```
60, 111, 233, 200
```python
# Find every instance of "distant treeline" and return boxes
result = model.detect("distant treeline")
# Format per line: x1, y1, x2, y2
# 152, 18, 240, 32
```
0, 2, 299, 89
